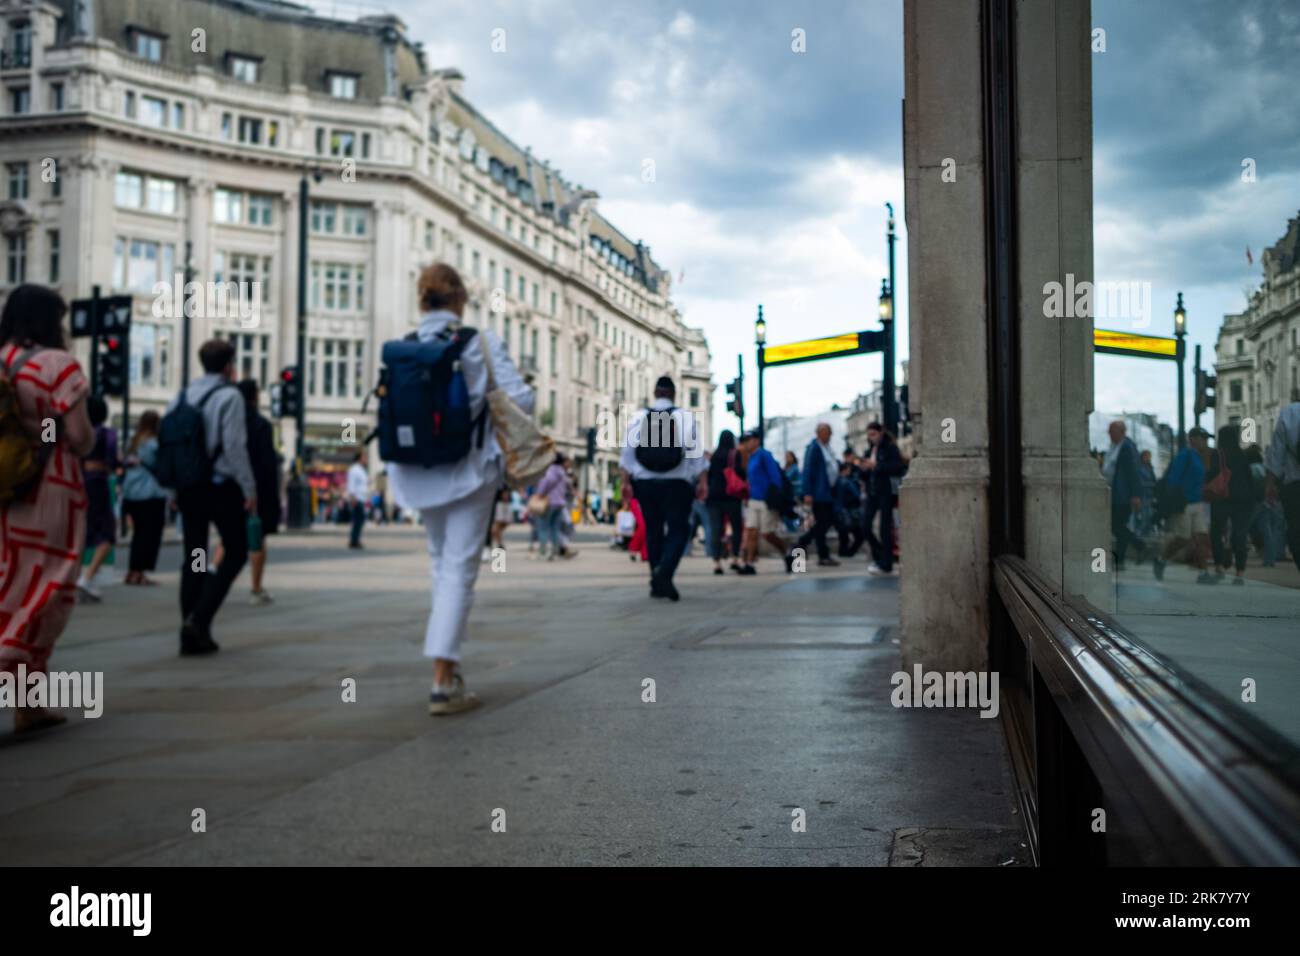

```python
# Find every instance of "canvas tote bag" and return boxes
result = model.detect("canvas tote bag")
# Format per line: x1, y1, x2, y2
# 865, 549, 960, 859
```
484, 351, 555, 489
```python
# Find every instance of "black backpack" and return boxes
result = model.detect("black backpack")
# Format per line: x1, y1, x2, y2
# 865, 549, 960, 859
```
634, 406, 685, 473
154, 384, 232, 490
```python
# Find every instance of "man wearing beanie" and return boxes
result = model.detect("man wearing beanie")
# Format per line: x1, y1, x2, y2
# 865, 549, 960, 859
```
619, 376, 707, 601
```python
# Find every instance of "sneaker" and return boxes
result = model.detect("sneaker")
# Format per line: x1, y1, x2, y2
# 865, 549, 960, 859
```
1196, 571, 1219, 585
866, 564, 896, 577
1232, 575, 1245, 586
738, 564, 757, 576
250, 590, 274, 606
480, 547, 492, 563
713, 567, 725, 576
428, 674, 481, 716
817, 558, 841, 567
76, 577, 102, 603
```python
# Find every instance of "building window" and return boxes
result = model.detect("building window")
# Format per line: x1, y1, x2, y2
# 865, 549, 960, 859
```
341, 205, 367, 236
1230, 379, 1243, 402
140, 95, 167, 127
129, 322, 172, 388
267, 120, 279, 148
424, 220, 434, 251
113, 237, 175, 292
7, 162, 28, 200
310, 202, 367, 237
238, 116, 262, 145
229, 55, 260, 83
6, 234, 26, 284
124, 90, 136, 119
11, 86, 30, 114
221, 112, 232, 140
517, 276, 525, 301
472, 250, 481, 277
1236, 338, 1244, 356
46, 229, 59, 283
213, 252, 272, 305
115, 172, 177, 214
361, 132, 371, 159
549, 332, 558, 378
7, 21, 32, 68
308, 337, 364, 398
689, 388, 700, 408
327, 72, 358, 99
329, 130, 355, 157
131, 29, 164, 62
503, 267, 512, 298
173, 102, 184, 129
309, 262, 366, 312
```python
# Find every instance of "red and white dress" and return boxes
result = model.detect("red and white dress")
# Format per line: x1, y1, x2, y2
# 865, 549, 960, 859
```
0, 344, 89, 676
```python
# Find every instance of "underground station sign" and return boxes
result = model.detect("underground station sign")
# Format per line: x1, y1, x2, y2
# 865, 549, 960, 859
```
761, 330, 885, 368
1093, 328, 1178, 360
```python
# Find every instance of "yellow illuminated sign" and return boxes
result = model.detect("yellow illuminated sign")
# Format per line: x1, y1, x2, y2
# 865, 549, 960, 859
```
1093, 328, 1178, 358
763, 333, 862, 365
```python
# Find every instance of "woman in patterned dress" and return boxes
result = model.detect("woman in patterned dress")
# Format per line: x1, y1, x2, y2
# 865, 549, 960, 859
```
0, 285, 95, 734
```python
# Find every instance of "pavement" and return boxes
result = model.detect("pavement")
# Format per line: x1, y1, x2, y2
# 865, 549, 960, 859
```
0, 523, 1024, 866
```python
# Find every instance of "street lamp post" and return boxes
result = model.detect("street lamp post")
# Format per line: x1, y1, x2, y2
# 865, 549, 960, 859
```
1174, 291, 1187, 449
882, 203, 897, 434
286, 163, 321, 529
755, 304, 766, 440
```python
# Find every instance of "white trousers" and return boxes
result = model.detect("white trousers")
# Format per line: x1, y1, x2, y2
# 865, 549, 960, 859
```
419, 480, 498, 662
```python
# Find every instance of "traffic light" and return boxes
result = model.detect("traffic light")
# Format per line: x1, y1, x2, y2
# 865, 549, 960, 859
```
585, 426, 597, 462
1194, 368, 1217, 416
279, 366, 302, 419
725, 378, 743, 419
269, 382, 284, 418
97, 334, 127, 396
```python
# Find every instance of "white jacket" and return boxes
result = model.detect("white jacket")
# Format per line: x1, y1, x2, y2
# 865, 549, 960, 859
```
388, 310, 535, 510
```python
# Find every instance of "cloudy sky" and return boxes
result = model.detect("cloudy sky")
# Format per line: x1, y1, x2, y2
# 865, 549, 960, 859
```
386, 0, 1300, 439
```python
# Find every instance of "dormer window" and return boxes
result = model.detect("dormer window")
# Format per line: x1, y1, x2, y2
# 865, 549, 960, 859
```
129, 27, 165, 62
228, 54, 261, 84
327, 72, 358, 99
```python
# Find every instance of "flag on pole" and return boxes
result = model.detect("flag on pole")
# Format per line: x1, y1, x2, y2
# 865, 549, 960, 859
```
1246, 246, 1253, 265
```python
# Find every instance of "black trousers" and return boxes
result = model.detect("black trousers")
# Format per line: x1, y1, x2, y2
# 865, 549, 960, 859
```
864, 495, 895, 571
836, 507, 864, 556
178, 481, 248, 631
707, 499, 743, 560
797, 500, 835, 561
350, 501, 366, 546
123, 497, 166, 572
1282, 481, 1300, 572
1210, 501, 1253, 572
1111, 497, 1142, 565
634, 478, 694, 584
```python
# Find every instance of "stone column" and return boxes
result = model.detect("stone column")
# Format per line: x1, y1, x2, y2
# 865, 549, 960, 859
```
900, 0, 1106, 673
1015, 0, 1112, 608
899, 0, 991, 673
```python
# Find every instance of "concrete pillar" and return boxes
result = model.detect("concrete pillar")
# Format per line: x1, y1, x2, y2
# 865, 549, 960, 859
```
1014, 0, 1111, 607
900, 0, 1107, 673
899, 0, 991, 673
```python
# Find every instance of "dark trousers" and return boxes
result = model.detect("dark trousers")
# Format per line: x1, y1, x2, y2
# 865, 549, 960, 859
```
634, 478, 694, 584
1111, 497, 1142, 565
179, 481, 248, 631
1282, 482, 1300, 572
350, 501, 366, 546
836, 507, 864, 556
123, 497, 166, 572
706, 499, 743, 560
1210, 501, 1253, 572
797, 500, 835, 561
864, 495, 895, 571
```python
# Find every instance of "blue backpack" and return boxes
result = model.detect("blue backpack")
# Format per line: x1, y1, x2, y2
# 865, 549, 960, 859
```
369, 327, 486, 467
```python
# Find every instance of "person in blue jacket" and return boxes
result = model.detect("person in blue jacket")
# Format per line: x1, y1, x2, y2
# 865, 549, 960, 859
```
795, 422, 840, 567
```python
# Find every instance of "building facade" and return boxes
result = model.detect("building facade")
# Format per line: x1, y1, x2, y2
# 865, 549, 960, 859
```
0, 0, 712, 491
1214, 212, 1300, 444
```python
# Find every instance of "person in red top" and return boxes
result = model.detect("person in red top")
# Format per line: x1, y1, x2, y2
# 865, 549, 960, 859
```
0, 285, 96, 734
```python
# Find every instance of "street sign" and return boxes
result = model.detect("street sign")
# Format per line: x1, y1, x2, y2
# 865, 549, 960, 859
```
70, 294, 133, 338
760, 330, 885, 368
1093, 328, 1178, 360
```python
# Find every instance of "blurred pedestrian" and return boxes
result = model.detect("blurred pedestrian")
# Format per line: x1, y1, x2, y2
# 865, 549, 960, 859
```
706, 429, 745, 575
620, 376, 705, 601
862, 422, 906, 576
738, 430, 794, 574
347, 450, 369, 549
387, 263, 534, 714
0, 286, 96, 733
121, 410, 167, 586
534, 453, 570, 560
240, 378, 280, 605
1263, 396, 1300, 572
796, 422, 839, 567
1102, 420, 1145, 571
1207, 423, 1253, 585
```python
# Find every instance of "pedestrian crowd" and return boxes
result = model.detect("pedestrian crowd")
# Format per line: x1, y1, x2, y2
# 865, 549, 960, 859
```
1100, 409, 1300, 583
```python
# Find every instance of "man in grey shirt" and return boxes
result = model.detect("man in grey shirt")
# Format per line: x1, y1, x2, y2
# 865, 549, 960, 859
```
1264, 396, 1300, 573
166, 339, 257, 655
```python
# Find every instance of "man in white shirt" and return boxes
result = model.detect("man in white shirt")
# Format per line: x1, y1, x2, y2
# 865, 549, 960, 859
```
619, 376, 708, 601
1264, 398, 1300, 572
347, 451, 370, 549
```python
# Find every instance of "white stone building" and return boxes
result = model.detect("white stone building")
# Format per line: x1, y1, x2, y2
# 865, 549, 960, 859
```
1214, 212, 1300, 445
0, 0, 713, 492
